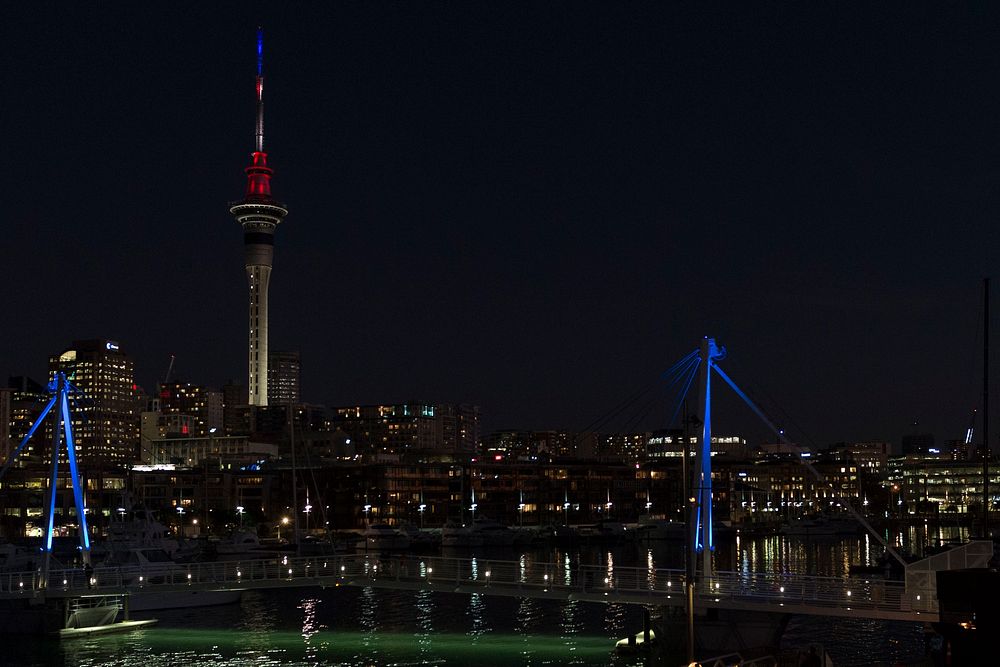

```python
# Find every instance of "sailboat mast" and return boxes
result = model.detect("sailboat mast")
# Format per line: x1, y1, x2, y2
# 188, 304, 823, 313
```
289, 402, 300, 548
984, 277, 990, 536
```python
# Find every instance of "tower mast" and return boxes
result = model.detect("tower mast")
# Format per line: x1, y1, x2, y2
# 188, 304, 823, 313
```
230, 27, 288, 406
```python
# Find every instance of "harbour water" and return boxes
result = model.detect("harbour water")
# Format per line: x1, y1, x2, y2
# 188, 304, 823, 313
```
12, 526, 963, 667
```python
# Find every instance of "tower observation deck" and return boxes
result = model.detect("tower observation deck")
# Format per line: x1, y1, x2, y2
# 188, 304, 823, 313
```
230, 28, 287, 406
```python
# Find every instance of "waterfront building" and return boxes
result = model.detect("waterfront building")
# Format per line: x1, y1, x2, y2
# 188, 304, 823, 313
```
483, 430, 534, 459
228, 403, 327, 441
158, 381, 212, 436
598, 432, 651, 462
222, 380, 249, 435
267, 350, 300, 404
333, 403, 480, 457
647, 430, 753, 459
48, 339, 141, 467
0, 388, 11, 463
901, 459, 1000, 516
141, 434, 277, 467
130, 463, 276, 531
438, 403, 480, 453
5, 376, 49, 465
828, 441, 890, 476
902, 430, 935, 456
230, 30, 288, 407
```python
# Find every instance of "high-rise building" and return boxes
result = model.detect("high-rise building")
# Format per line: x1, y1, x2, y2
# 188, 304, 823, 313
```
0, 387, 11, 464
158, 381, 210, 436
222, 380, 249, 435
48, 339, 140, 466
229, 29, 288, 407
268, 350, 300, 404
3, 377, 49, 465
332, 403, 480, 457
438, 404, 480, 453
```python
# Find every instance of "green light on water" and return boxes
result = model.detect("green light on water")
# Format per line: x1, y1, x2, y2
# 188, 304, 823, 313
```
75, 627, 624, 666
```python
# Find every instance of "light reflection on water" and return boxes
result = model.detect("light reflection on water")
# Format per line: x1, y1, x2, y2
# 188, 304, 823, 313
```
23, 532, 950, 666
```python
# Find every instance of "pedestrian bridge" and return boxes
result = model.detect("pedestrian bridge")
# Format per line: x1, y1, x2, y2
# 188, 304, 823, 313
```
2, 540, 990, 623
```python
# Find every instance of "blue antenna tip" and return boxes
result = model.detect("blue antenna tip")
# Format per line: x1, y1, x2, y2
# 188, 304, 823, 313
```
256, 27, 264, 74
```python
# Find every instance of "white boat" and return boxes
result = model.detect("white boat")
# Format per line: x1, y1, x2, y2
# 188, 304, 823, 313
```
127, 588, 242, 611
539, 523, 580, 543
213, 530, 269, 559
470, 518, 516, 547
0, 542, 39, 572
362, 524, 411, 551
397, 523, 438, 549
106, 505, 185, 557
96, 547, 241, 611
781, 516, 839, 537
441, 522, 484, 548
635, 516, 686, 541
579, 520, 631, 542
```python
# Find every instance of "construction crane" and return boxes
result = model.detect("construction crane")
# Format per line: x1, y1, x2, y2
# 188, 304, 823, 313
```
965, 407, 978, 453
163, 354, 176, 385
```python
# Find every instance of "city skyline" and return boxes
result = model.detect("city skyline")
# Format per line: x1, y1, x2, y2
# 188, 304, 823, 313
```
3, 5, 1000, 444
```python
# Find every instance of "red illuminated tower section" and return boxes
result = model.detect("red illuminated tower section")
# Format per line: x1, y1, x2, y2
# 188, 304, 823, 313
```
229, 28, 287, 407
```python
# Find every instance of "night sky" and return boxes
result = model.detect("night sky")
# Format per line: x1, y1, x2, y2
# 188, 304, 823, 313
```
4, 3, 1000, 448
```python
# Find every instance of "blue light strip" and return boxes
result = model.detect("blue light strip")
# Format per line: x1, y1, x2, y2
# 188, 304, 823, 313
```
0, 395, 57, 482
665, 355, 699, 390
695, 356, 714, 553
257, 28, 264, 76
663, 349, 699, 381
61, 389, 90, 551
45, 421, 60, 553
711, 364, 787, 443
667, 358, 701, 427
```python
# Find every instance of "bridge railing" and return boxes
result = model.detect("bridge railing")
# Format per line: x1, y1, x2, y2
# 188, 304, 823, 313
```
0, 553, 910, 615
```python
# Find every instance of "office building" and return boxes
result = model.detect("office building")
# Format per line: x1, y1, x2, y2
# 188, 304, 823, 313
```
48, 339, 140, 466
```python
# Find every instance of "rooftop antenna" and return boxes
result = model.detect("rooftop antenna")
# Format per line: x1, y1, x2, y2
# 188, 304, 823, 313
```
255, 26, 265, 153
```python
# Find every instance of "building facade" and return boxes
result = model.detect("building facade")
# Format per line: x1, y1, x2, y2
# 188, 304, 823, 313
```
48, 340, 141, 467
267, 350, 300, 404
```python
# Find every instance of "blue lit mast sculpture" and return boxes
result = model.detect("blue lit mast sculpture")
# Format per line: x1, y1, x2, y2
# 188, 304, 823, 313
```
663, 337, 906, 581
693, 337, 725, 576
0, 372, 92, 582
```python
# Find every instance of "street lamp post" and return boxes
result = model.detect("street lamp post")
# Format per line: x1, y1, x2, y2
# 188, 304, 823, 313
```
278, 516, 289, 541
236, 505, 245, 528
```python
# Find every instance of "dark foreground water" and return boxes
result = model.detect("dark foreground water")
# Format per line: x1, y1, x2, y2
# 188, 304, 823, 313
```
9, 527, 958, 667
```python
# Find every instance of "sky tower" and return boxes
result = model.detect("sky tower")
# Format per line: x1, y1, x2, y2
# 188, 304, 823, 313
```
230, 28, 287, 406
